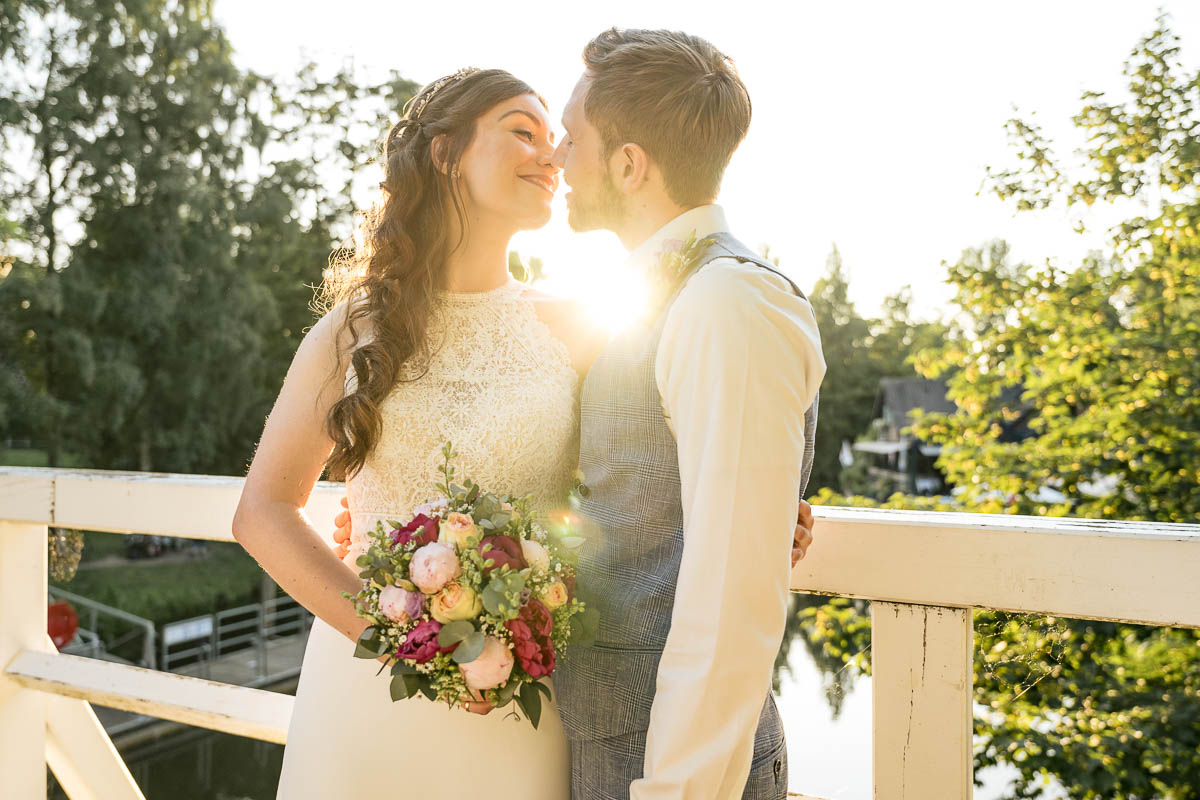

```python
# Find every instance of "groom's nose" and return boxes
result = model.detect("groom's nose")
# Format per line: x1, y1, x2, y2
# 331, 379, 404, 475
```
550, 140, 567, 170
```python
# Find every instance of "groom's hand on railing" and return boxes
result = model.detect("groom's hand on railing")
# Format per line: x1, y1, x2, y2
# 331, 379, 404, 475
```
792, 499, 814, 566
333, 495, 351, 560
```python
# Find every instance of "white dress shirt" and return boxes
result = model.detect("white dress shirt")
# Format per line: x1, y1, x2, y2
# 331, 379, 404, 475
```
627, 205, 825, 800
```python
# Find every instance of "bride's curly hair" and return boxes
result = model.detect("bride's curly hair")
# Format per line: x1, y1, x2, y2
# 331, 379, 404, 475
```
318, 69, 543, 481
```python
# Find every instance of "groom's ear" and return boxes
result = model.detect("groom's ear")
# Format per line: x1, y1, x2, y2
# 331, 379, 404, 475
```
614, 142, 651, 194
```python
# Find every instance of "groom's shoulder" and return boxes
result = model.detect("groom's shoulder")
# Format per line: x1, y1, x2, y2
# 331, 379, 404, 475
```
681, 251, 809, 313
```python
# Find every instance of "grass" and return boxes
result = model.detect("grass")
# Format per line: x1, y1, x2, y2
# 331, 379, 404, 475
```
53, 536, 274, 647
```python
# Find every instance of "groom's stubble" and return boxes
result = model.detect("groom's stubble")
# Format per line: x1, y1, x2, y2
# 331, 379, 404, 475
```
565, 157, 628, 235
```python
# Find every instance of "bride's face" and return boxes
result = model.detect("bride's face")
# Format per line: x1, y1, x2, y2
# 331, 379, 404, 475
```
454, 93, 559, 231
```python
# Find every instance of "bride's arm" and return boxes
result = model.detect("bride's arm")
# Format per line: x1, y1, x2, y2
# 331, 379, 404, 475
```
232, 302, 367, 646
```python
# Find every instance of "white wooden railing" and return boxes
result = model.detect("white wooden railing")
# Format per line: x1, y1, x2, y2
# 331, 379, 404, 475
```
2, 467, 1198, 799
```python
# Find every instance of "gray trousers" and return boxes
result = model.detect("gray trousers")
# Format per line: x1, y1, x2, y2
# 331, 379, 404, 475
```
568, 696, 788, 800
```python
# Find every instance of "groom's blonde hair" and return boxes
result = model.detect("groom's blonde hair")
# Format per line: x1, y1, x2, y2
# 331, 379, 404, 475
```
582, 28, 751, 207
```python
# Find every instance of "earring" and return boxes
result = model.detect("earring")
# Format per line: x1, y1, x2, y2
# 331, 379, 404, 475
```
451, 167, 460, 181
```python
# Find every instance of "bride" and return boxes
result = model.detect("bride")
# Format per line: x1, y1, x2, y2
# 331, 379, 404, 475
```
232, 68, 604, 798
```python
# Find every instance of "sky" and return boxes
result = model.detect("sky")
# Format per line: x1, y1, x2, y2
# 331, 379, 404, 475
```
212, 0, 1199, 323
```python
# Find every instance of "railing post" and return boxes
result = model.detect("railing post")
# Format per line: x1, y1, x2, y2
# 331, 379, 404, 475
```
1, 520, 49, 797
872, 602, 973, 799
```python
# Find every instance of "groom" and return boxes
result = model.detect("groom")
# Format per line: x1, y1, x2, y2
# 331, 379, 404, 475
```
549, 28, 824, 800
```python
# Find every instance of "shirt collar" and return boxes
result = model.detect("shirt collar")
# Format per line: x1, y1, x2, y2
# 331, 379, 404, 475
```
627, 204, 730, 274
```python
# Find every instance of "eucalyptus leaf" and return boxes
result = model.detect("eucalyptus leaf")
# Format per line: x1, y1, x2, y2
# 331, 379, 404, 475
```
451, 631, 486, 664
482, 584, 504, 616
390, 675, 411, 701
437, 620, 475, 647
402, 673, 422, 699
391, 660, 416, 676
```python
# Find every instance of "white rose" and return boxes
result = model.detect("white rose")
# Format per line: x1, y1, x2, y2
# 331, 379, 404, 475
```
520, 539, 551, 572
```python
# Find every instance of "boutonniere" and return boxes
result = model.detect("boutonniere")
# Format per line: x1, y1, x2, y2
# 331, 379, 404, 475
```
644, 229, 717, 318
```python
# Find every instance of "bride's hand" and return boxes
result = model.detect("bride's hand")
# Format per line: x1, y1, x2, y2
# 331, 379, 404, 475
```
462, 689, 494, 716
333, 495, 351, 559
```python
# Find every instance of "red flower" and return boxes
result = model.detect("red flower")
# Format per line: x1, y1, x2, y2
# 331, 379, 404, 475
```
478, 535, 526, 575
391, 514, 440, 548
395, 619, 457, 664
504, 599, 556, 679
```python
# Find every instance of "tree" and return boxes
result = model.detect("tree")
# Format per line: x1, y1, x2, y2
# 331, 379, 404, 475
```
804, 246, 947, 494
915, 17, 1199, 525
802, 16, 1200, 798
1, 2, 419, 475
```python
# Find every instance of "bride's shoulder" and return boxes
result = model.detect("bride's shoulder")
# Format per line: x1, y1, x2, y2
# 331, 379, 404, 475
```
517, 286, 609, 377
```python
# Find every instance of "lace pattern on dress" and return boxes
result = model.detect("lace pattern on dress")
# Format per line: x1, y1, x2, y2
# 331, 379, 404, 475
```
342, 279, 580, 561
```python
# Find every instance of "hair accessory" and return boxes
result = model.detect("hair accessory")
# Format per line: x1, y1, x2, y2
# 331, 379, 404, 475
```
408, 67, 481, 121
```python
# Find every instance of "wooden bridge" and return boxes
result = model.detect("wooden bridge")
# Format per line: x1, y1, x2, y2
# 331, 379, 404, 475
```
2, 467, 1198, 798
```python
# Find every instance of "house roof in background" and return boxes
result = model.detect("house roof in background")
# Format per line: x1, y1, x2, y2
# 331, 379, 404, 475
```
873, 378, 957, 425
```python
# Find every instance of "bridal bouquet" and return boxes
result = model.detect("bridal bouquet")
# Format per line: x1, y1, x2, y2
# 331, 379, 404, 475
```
344, 442, 588, 728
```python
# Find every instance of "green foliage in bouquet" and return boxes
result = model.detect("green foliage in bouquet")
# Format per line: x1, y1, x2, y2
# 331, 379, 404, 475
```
341, 442, 590, 728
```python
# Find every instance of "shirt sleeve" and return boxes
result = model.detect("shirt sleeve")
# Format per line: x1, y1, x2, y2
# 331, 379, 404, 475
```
630, 260, 825, 800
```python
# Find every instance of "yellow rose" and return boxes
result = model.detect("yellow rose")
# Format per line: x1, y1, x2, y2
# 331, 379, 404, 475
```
430, 582, 482, 623
439, 512, 480, 551
538, 580, 569, 611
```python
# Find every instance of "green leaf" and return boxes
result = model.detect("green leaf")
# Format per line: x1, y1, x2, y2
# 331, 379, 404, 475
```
386, 519, 404, 529
390, 660, 416, 676
418, 680, 437, 702
389, 674, 411, 701
519, 682, 543, 729
482, 583, 504, 616
402, 673, 422, 699
353, 626, 385, 659
451, 631, 486, 664
495, 679, 520, 708
437, 620, 474, 647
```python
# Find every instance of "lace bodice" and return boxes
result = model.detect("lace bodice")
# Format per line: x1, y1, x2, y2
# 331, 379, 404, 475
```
343, 278, 580, 562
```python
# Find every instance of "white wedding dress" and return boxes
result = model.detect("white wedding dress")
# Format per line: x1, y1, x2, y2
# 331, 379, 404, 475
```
276, 278, 579, 799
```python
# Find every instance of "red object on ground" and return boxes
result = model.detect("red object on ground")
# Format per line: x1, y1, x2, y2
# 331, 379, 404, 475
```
48, 601, 79, 650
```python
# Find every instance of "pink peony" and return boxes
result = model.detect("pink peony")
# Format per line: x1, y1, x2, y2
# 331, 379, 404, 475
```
378, 584, 424, 624
458, 635, 515, 691
410, 542, 461, 594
